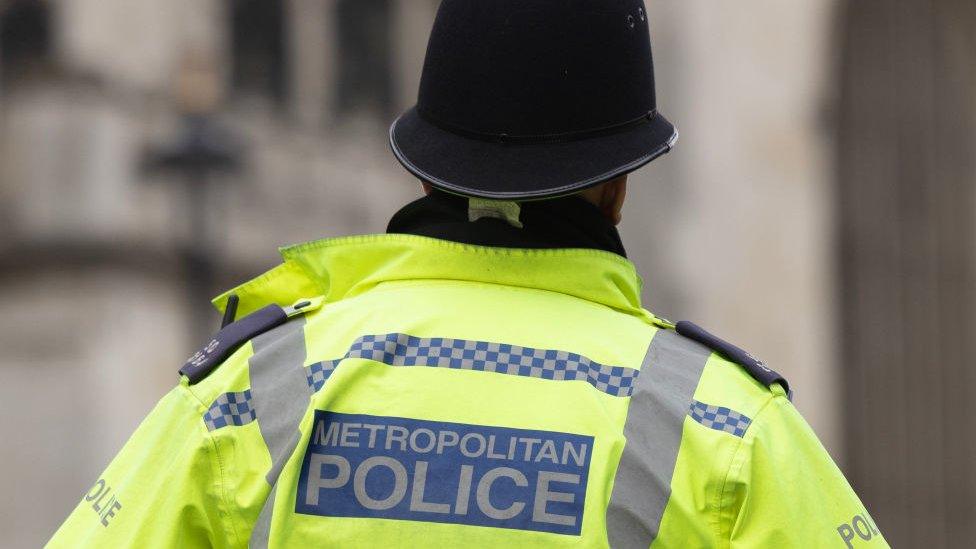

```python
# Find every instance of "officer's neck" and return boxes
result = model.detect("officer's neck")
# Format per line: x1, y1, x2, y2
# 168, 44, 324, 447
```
386, 190, 628, 258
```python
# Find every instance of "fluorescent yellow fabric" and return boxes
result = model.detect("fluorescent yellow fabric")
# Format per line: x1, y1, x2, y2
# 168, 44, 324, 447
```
47, 381, 242, 548
48, 234, 883, 548
656, 359, 889, 548
727, 389, 886, 547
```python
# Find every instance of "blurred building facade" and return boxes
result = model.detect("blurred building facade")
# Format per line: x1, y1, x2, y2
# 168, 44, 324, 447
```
3, 0, 968, 547
1, 2, 438, 546
837, 1, 976, 545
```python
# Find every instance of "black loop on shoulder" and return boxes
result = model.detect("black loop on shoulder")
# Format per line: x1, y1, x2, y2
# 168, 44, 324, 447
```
674, 321, 793, 400
221, 294, 240, 329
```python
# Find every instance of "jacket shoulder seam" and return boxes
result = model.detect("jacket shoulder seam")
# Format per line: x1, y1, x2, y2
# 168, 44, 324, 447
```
715, 392, 778, 544
178, 383, 244, 546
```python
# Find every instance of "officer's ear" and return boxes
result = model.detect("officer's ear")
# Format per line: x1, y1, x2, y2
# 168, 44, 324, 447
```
580, 176, 628, 226
421, 182, 434, 195
605, 177, 627, 226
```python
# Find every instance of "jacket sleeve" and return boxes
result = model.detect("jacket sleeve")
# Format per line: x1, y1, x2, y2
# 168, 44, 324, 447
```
46, 382, 241, 549
727, 391, 889, 548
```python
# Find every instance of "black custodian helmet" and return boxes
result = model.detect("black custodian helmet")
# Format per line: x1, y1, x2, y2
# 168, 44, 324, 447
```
390, 0, 677, 200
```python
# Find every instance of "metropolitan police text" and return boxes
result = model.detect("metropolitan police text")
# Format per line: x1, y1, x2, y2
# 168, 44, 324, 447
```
297, 412, 593, 534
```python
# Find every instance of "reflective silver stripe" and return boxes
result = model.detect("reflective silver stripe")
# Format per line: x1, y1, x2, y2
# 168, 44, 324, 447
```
606, 329, 712, 548
247, 317, 311, 548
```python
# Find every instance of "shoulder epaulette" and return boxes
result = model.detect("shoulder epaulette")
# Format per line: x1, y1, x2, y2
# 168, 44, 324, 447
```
674, 320, 793, 400
179, 297, 323, 384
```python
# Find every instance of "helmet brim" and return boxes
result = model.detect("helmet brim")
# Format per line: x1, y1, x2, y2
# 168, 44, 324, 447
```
389, 107, 678, 201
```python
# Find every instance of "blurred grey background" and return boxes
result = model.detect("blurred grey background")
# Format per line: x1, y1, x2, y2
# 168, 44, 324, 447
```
0, 0, 972, 547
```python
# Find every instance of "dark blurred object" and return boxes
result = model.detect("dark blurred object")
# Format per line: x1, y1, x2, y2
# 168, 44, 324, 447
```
0, 0, 52, 90
837, 0, 976, 547
145, 115, 242, 174
143, 54, 244, 335
336, 0, 394, 119
230, 0, 287, 104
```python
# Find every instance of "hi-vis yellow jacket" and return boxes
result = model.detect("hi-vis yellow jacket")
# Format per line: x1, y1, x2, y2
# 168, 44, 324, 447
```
49, 235, 887, 548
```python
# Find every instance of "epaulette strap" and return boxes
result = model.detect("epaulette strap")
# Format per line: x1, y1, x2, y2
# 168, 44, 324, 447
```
179, 297, 323, 385
674, 321, 793, 400
180, 305, 287, 384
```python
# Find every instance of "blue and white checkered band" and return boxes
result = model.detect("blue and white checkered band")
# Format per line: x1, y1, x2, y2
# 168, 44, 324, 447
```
203, 390, 256, 431
305, 333, 640, 397
688, 400, 753, 438
306, 359, 341, 392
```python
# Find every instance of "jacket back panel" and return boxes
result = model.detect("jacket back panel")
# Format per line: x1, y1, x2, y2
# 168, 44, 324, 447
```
225, 278, 654, 547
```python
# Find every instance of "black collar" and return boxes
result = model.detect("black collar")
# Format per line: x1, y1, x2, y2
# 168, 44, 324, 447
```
387, 190, 627, 258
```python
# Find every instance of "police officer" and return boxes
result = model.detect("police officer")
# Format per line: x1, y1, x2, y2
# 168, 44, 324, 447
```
50, 1, 887, 547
